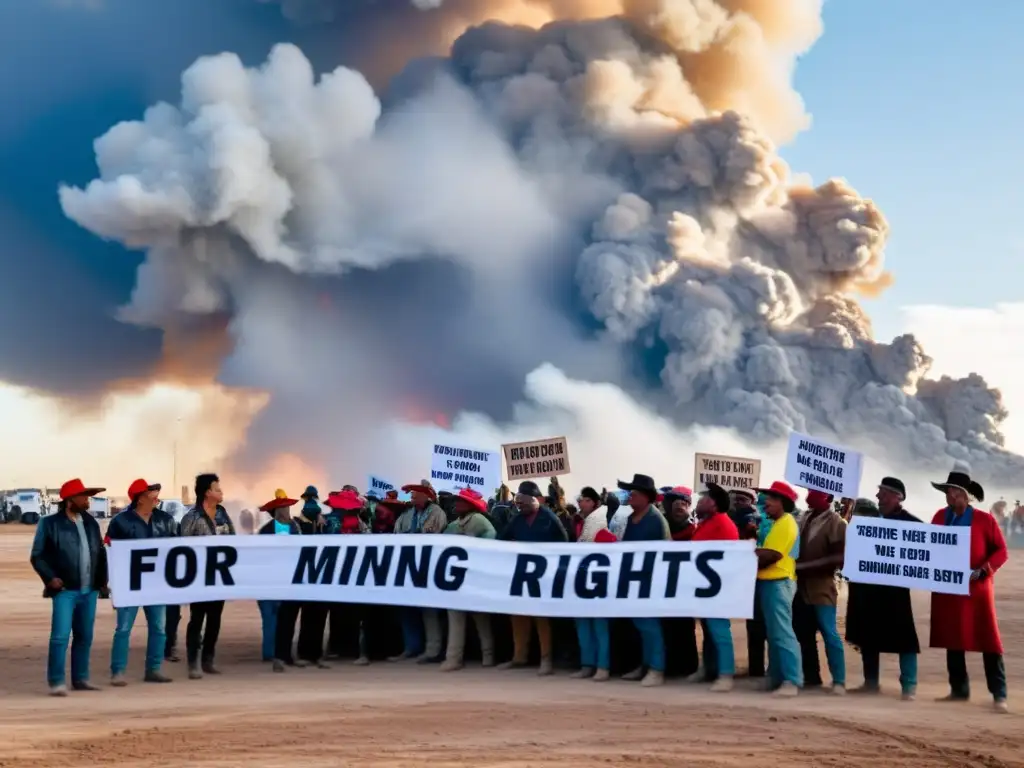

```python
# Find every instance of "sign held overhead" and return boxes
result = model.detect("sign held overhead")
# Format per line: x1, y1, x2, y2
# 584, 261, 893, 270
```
429, 441, 501, 496
784, 431, 863, 499
503, 436, 571, 481
693, 452, 761, 492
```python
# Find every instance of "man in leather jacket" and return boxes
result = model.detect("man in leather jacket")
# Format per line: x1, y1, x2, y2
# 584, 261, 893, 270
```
106, 478, 176, 686
30, 478, 110, 696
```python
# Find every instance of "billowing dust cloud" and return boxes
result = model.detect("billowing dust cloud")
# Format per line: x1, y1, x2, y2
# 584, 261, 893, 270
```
59, 0, 1024, 489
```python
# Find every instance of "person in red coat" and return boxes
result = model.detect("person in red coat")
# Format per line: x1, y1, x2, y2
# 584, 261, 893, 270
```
929, 464, 1009, 713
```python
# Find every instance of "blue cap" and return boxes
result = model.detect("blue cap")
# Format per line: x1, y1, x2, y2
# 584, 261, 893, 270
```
301, 485, 318, 500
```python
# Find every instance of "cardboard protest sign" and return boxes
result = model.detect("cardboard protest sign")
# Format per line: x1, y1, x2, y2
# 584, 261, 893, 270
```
429, 442, 501, 496
845, 517, 971, 595
693, 453, 761, 492
784, 431, 863, 498
502, 436, 571, 481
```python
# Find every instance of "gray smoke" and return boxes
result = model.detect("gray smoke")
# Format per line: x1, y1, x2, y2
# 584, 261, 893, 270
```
59, 1, 1024, 485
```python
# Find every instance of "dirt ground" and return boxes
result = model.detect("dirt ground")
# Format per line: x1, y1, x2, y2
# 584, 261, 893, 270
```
0, 526, 1021, 767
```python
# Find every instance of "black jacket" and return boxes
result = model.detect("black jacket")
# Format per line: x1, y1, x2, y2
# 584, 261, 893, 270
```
106, 506, 178, 541
30, 511, 108, 595
259, 519, 302, 535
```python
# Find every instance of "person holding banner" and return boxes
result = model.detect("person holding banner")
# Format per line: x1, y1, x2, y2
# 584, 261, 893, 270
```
498, 480, 568, 676
321, 489, 372, 665
617, 474, 670, 687
30, 478, 110, 696
845, 477, 920, 700
256, 490, 301, 671
753, 481, 802, 697
571, 486, 617, 682
929, 466, 1009, 713
106, 478, 176, 687
793, 489, 847, 695
178, 473, 235, 680
441, 488, 497, 672
391, 481, 447, 664
691, 483, 739, 693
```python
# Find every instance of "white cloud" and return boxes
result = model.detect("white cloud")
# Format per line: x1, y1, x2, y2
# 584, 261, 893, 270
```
902, 302, 1024, 454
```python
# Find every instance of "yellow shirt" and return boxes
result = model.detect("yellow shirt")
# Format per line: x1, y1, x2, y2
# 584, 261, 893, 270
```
757, 513, 799, 581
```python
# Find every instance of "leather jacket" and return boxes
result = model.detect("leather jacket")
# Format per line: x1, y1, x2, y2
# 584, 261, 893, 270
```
106, 506, 178, 541
30, 511, 108, 595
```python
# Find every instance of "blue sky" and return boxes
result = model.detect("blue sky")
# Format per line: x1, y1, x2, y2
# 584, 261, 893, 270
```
782, 0, 1024, 341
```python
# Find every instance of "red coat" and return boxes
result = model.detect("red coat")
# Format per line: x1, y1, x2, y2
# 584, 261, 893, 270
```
929, 508, 1008, 654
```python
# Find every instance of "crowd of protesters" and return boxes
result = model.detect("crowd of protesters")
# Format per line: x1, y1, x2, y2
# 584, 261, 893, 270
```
28, 466, 1009, 713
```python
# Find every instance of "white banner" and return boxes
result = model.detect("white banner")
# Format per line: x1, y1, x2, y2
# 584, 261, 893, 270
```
108, 535, 758, 618
784, 431, 863, 498
844, 517, 971, 595
429, 441, 501, 496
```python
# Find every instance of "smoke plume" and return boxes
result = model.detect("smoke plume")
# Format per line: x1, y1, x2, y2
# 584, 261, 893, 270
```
58, 0, 1024, 491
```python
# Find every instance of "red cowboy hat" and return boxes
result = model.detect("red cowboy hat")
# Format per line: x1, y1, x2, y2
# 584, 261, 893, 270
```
60, 478, 106, 500
401, 481, 437, 502
754, 481, 799, 503
327, 489, 363, 511
376, 496, 411, 510
127, 478, 161, 502
259, 496, 298, 512
454, 487, 488, 513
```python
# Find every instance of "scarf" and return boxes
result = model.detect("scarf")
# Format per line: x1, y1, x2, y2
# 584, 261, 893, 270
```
943, 505, 974, 527
579, 510, 610, 543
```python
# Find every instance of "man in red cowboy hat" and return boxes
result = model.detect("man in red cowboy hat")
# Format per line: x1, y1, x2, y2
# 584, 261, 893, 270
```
390, 481, 448, 664
793, 489, 847, 695
106, 478, 176, 687
256, 490, 301, 670
929, 463, 1009, 713
440, 488, 497, 672
177, 473, 235, 680
498, 480, 568, 676
372, 491, 406, 534
753, 480, 803, 697
617, 473, 670, 687
30, 478, 110, 696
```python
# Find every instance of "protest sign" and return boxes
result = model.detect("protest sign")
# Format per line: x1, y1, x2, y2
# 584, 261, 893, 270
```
366, 474, 397, 498
502, 436, 571, 481
429, 442, 501, 496
784, 431, 863, 498
693, 452, 761, 492
108, 535, 757, 618
844, 517, 971, 595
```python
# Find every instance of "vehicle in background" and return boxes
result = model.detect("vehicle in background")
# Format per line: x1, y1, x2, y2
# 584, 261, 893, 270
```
87, 496, 111, 518
2, 489, 44, 522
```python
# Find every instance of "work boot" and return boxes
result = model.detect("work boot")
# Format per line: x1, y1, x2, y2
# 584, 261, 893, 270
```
571, 667, 595, 679
353, 656, 370, 667
440, 659, 463, 672
49, 684, 68, 697
849, 683, 881, 695
901, 688, 916, 702
388, 650, 415, 662
830, 684, 846, 696
593, 668, 610, 682
497, 659, 527, 670
710, 675, 734, 693
72, 680, 101, 692
994, 698, 1009, 714
481, 651, 495, 668
110, 673, 128, 688
640, 670, 664, 687
935, 692, 969, 703
201, 661, 221, 675
188, 663, 203, 680
621, 666, 644, 682
537, 658, 554, 677
684, 669, 705, 684
272, 660, 286, 673
144, 671, 172, 684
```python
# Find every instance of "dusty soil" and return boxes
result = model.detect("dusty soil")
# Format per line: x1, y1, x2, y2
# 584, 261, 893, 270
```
0, 525, 1021, 767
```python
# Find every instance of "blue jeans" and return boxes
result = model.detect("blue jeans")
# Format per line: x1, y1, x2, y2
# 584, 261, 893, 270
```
632, 618, 666, 673
862, 650, 918, 694
758, 578, 802, 687
575, 618, 610, 670
703, 618, 735, 676
400, 607, 425, 657
812, 604, 846, 686
258, 600, 280, 661
48, 587, 98, 687
111, 605, 166, 675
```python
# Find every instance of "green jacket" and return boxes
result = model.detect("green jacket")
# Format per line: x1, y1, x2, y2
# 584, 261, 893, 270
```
443, 512, 496, 539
